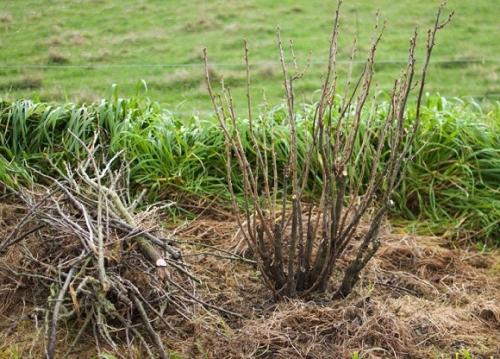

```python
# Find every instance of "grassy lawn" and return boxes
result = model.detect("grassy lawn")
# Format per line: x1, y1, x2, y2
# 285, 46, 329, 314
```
0, 0, 499, 113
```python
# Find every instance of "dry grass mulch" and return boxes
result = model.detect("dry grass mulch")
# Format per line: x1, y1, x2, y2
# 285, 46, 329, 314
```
0, 203, 499, 358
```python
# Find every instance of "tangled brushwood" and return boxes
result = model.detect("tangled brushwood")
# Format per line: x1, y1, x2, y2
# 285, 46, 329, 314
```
204, 2, 453, 298
0, 136, 238, 358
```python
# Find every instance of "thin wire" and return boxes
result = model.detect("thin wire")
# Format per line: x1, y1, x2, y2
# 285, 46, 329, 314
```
0, 58, 498, 69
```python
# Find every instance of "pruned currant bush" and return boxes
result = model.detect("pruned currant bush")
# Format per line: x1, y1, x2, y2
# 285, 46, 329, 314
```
203, 1, 453, 298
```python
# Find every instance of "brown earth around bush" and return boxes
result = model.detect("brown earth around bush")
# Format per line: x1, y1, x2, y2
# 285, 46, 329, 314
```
0, 201, 499, 358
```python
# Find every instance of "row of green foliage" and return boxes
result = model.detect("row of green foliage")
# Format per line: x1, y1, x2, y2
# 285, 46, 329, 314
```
0, 95, 498, 243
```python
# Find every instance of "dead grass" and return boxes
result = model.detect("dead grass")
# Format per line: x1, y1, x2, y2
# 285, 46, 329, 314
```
47, 49, 70, 64
72, 88, 100, 104
0, 12, 13, 30
170, 216, 500, 358
0, 202, 499, 358
48, 31, 87, 47
183, 15, 220, 33
0, 74, 42, 91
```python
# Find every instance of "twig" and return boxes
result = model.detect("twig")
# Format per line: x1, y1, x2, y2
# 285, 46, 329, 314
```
47, 267, 76, 359
131, 294, 169, 359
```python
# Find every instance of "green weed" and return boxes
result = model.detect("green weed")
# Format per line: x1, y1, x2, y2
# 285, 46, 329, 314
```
0, 95, 498, 243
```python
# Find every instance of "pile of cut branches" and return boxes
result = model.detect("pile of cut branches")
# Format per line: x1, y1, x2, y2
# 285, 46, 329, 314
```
0, 138, 231, 358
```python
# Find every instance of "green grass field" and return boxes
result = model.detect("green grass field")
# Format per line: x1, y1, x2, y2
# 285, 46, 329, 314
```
1, 0, 499, 113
